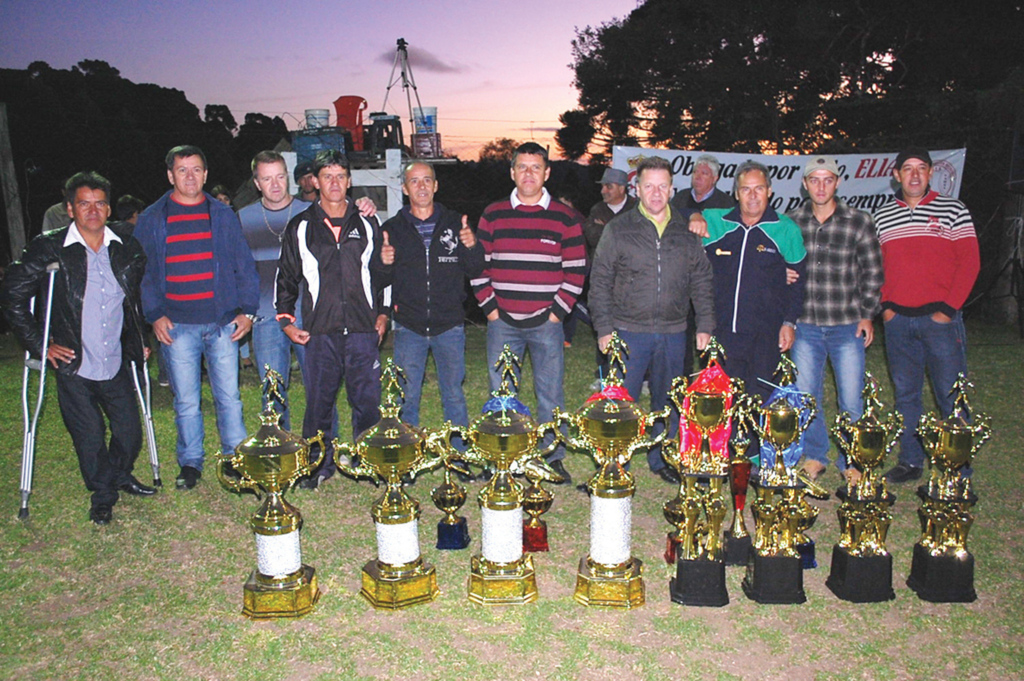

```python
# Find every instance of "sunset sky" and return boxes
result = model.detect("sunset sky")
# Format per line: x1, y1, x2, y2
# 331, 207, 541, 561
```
0, 0, 639, 159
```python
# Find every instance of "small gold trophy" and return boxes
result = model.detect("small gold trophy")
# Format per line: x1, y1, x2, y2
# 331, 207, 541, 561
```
430, 345, 561, 605
907, 373, 991, 602
217, 369, 324, 618
723, 394, 756, 566
521, 459, 559, 552
554, 333, 670, 609
431, 461, 471, 550
334, 360, 444, 609
826, 373, 902, 602
663, 338, 738, 607
742, 357, 826, 604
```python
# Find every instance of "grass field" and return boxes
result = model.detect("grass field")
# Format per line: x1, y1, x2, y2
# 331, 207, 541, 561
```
0, 320, 1021, 680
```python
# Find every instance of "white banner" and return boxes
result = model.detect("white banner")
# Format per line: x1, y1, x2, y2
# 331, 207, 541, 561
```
610, 146, 966, 214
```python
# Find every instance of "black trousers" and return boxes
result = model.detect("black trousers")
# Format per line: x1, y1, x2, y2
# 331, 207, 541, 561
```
55, 365, 142, 508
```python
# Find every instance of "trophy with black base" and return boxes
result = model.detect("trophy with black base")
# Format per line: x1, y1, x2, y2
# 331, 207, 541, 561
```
826, 373, 902, 602
554, 333, 670, 609
907, 374, 991, 603
662, 338, 738, 607
334, 360, 445, 609
217, 369, 324, 619
742, 357, 825, 604
431, 460, 471, 550
430, 345, 562, 605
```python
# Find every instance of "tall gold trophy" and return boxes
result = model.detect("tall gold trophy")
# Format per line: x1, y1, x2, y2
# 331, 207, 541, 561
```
217, 369, 324, 618
430, 345, 562, 605
723, 395, 756, 566
826, 373, 902, 602
907, 374, 991, 602
662, 338, 737, 607
334, 360, 444, 609
554, 333, 670, 609
742, 357, 826, 604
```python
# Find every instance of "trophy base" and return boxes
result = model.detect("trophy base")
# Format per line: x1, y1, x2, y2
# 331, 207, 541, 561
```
907, 543, 977, 603
574, 556, 645, 609
468, 554, 538, 605
670, 558, 728, 607
797, 540, 817, 569
523, 521, 549, 552
242, 565, 320, 619
360, 559, 440, 609
825, 545, 894, 603
436, 517, 471, 550
742, 554, 806, 604
723, 531, 751, 566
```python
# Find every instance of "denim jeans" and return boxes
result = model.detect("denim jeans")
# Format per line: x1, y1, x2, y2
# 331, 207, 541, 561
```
793, 322, 866, 471
616, 329, 687, 472
393, 322, 469, 429
883, 312, 967, 469
164, 322, 247, 470
486, 317, 565, 461
251, 316, 308, 431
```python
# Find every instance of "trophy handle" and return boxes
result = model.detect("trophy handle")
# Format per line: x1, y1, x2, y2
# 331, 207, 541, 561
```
534, 417, 561, 459
215, 451, 260, 497
303, 431, 326, 477
334, 439, 373, 479
970, 415, 993, 455
645, 405, 672, 447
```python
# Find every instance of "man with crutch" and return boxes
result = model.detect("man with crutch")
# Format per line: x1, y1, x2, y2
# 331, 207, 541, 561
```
1, 172, 155, 525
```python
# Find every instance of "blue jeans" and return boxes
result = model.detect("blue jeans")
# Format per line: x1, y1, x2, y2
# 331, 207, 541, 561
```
617, 329, 686, 472
883, 312, 967, 469
486, 317, 565, 461
164, 322, 247, 470
393, 322, 469, 429
792, 322, 866, 471
251, 316, 308, 431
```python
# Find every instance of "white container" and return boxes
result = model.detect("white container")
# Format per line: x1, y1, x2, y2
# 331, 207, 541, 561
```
412, 106, 437, 134
305, 108, 330, 129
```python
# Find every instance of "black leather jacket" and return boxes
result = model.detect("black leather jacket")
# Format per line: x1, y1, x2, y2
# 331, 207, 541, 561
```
0, 225, 147, 376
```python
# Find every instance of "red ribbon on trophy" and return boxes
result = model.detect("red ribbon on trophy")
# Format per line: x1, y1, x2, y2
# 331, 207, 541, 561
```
677, 358, 734, 467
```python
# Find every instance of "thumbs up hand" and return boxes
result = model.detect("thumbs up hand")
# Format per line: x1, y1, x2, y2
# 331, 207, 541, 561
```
381, 230, 395, 265
459, 215, 476, 248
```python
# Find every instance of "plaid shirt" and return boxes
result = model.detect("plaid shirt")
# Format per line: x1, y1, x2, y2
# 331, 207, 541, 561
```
787, 200, 883, 326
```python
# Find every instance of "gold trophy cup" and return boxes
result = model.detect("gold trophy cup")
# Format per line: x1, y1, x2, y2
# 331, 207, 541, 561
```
334, 360, 444, 609
908, 373, 991, 603
430, 345, 562, 605
554, 333, 670, 609
217, 369, 325, 618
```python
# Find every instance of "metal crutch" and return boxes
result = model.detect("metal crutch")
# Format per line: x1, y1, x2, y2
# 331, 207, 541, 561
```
19, 262, 60, 519
130, 358, 161, 486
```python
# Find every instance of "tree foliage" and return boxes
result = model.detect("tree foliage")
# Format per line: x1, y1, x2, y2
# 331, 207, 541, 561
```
554, 110, 594, 161
563, 0, 1024, 160
478, 137, 519, 163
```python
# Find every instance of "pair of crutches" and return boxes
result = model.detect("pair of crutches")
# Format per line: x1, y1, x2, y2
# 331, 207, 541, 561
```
18, 263, 161, 519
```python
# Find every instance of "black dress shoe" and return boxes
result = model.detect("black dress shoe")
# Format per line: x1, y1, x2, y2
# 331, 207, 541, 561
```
884, 462, 923, 483
549, 460, 573, 486
89, 504, 113, 525
119, 477, 158, 496
655, 467, 681, 485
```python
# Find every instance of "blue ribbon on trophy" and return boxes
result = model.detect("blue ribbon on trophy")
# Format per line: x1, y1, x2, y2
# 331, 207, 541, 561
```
758, 384, 815, 472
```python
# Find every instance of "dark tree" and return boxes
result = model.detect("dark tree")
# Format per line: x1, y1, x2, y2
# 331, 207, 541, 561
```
478, 137, 519, 163
555, 110, 594, 161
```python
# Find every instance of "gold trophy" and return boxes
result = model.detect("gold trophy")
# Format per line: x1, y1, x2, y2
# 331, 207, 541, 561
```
826, 373, 902, 602
431, 461, 471, 550
429, 345, 562, 605
662, 338, 737, 607
723, 394, 756, 566
908, 373, 991, 603
522, 459, 557, 552
334, 360, 444, 609
742, 356, 826, 604
217, 369, 324, 618
553, 333, 670, 609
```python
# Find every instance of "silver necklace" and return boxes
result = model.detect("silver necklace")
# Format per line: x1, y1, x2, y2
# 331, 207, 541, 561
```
261, 200, 294, 242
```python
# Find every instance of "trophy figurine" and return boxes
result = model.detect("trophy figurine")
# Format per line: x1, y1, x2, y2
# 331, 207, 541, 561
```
723, 393, 756, 566
662, 338, 738, 607
742, 356, 827, 604
217, 369, 324, 618
334, 360, 444, 609
430, 345, 562, 605
431, 460, 471, 550
907, 374, 991, 603
554, 333, 670, 609
825, 373, 902, 602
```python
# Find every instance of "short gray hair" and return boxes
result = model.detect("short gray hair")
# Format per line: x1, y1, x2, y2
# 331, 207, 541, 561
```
733, 160, 772, 195
694, 154, 722, 178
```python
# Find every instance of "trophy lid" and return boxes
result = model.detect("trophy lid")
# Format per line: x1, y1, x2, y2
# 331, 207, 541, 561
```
354, 360, 427, 476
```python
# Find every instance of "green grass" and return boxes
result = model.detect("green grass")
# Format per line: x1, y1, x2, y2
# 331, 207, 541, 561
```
0, 319, 1022, 680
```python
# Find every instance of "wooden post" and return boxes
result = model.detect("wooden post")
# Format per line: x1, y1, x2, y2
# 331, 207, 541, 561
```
0, 102, 27, 261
